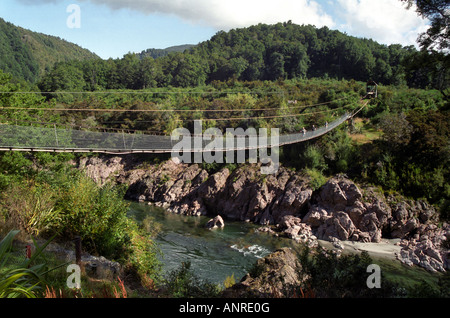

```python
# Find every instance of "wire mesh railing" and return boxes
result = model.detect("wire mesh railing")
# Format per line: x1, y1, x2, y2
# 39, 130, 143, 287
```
0, 113, 351, 154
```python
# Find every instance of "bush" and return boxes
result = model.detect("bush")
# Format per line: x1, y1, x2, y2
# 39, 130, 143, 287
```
302, 145, 327, 172
305, 168, 327, 191
297, 246, 403, 298
42, 174, 130, 258
0, 180, 60, 237
163, 261, 221, 298
123, 221, 162, 285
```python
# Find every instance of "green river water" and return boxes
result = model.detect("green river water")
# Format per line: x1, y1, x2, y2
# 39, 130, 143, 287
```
127, 202, 443, 290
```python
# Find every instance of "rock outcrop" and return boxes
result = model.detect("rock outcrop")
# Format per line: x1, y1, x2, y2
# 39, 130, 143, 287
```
222, 247, 303, 298
45, 242, 122, 280
99, 158, 314, 224
396, 223, 450, 272
303, 177, 386, 243
276, 215, 318, 248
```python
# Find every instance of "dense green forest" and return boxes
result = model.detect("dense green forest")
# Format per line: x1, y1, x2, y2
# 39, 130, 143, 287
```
0, 18, 99, 83
36, 22, 449, 93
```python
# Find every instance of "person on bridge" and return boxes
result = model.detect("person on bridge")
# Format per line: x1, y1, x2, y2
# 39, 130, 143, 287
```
302, 127, 306, 136
312, 125, 316, 131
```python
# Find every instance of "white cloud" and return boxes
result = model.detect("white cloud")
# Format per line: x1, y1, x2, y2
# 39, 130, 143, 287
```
337, 0, 429, 46
77, 0, 335, 30
15, 0, 429, 47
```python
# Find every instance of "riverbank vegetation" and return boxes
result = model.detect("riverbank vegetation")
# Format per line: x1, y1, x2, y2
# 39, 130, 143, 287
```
0, 151, 162, 297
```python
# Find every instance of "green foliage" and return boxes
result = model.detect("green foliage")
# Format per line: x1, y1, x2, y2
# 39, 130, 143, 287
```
137, 45, 196, 59
305, 168, 327, 191
0, 153, 162, 285
0, 180, 60, 237
405, 272, 450, 298
49, 173, 130, 258
400, 0, 450, 52
359, 107, 449, 206
0, 166, 131, 258
302, 145, 327, 172
0, 19, 38, 82
0, 230, 56, 298
297, 247, 403, 298
123, 220, 162, 284
0, 152, 33, 181
163, 261, 221, 298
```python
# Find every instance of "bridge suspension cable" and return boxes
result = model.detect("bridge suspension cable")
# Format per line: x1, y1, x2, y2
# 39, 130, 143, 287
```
0, 113, 354, 154
0, 93, 368, 154
0, 95, 350, 113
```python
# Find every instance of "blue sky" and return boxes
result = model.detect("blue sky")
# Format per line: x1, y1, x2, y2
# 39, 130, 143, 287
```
0, 0, 429, 59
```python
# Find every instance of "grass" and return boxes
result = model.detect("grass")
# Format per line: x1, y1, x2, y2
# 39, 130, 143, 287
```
373, 256, 442, 287
348, 118, 383, 145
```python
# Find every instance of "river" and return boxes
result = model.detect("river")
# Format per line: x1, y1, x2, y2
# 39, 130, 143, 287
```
128, 201, 299, 285
127, 201, 443, 289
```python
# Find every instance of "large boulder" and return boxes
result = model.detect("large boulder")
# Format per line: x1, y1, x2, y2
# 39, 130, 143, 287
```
222, 248, 303, 298
206, 215, 225, 229
78, 156, 127, 186
317, 211, 356, 242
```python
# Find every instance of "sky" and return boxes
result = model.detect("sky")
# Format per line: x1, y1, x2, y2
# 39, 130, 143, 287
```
0, 0, 429, 59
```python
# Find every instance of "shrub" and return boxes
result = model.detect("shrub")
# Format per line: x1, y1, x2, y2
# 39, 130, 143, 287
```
163, 261, 221, 298
302, 145, 327, 172
305, 168, 327, 191
47, 175, 130, 258
123, 222, 162, 285
297, 246, 403, 298
0, 230, 56, 298
0, 180, 60, 237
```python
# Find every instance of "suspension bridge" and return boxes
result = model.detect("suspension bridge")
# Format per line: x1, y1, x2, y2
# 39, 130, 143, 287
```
0, 92, 369, 155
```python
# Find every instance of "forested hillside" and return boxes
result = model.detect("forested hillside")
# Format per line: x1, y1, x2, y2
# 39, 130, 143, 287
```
0, 18, 99, 83
37, 22, 449, 93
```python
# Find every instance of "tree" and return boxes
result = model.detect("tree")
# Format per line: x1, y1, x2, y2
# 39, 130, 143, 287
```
137, 57, 159, 89
400, 0, 450, 51
403, 49, 450, 93
266, 52, 286, 80
116, 53, 140, 89
164, 52, 208, 87
38, 62, 85, 92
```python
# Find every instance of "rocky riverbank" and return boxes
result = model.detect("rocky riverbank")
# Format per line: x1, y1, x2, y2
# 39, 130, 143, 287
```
76, 155, 449, 273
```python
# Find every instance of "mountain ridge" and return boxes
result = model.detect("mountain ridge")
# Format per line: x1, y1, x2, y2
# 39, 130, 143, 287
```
136, 44, 196, 59
0, 18, 99, 83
